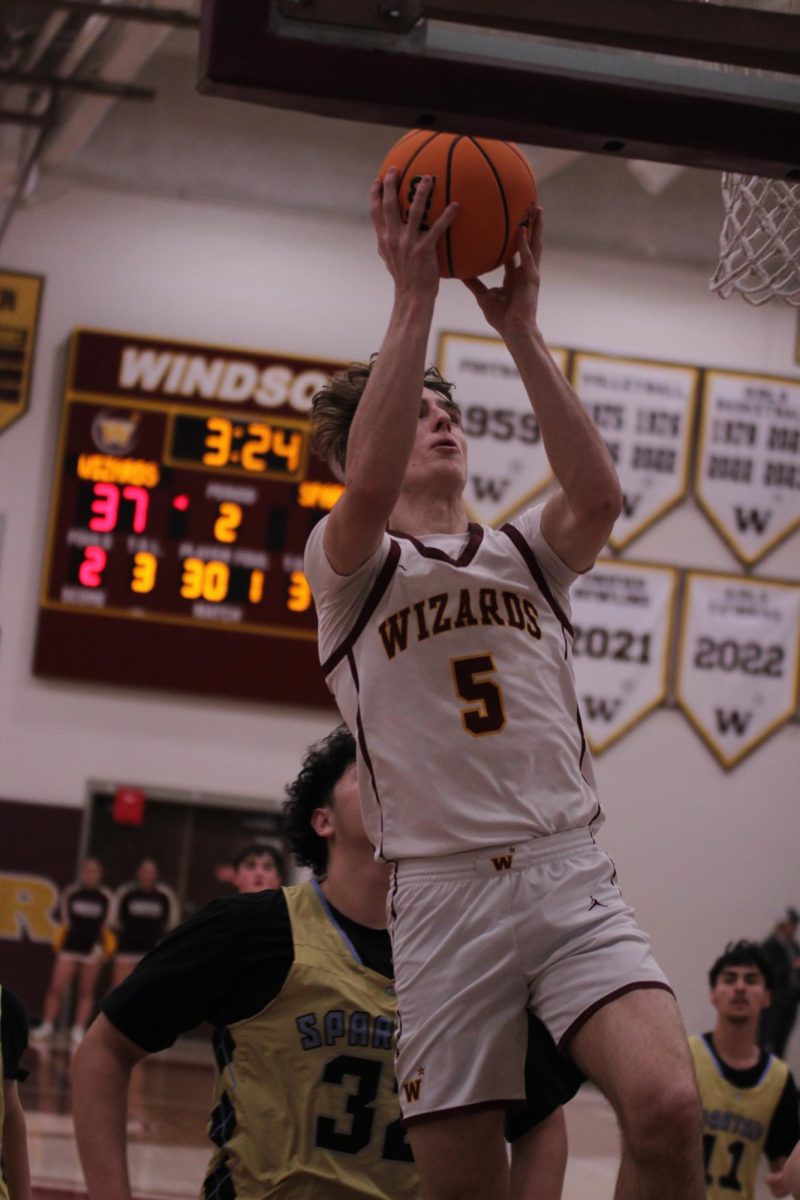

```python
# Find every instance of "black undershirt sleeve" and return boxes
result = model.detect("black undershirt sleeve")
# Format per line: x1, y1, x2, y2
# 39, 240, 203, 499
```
765, 1072, 800, 1161
102, 889, 294, 1052
1, 987, 30, 1080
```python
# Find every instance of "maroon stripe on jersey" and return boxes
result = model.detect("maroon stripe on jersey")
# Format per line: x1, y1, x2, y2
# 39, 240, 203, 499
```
499, 523, 574, 637
320, 540, 401, 677
349, 649, 386, 860
575, 703, 588, 771
386, 522, 484, 566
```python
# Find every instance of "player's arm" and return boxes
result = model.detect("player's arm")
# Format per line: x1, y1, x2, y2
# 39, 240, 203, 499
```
1, 988, 32, 1200
2, 1081, 32, 1200
72, 1015, 147, 1200
766, 1073, 800, 1197
322, 171, 459, 576
71, 901, 235, 1199
465, 211, 621, 572
768, 1142, 800, 1198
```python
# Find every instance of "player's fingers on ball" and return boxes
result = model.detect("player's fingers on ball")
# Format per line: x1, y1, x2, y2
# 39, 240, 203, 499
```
427, 199, 459, 240
407, 175, 433, 230
381, 167, 401, 219
530, 206, 544, 255
463, 276, 487, 298
370, 178, 385, 224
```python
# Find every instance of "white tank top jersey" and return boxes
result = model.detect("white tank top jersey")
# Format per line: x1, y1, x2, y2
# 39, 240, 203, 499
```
304, 504, 602, 861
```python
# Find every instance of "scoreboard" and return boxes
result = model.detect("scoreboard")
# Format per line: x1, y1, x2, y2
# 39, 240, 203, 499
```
34, 329, 345, 706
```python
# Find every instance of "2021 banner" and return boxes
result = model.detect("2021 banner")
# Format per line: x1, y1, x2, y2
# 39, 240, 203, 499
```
571, 560, 678, 753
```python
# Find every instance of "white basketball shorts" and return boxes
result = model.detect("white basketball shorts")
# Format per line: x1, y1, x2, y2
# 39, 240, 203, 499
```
388, 827, 671, 1124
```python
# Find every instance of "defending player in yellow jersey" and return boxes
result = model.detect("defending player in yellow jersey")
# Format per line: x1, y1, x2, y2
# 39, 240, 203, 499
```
690, 940, 799, 1200
72, 727, 582, 1200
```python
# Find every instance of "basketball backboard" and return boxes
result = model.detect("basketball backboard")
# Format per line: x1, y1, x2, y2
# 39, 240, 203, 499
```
198, 0, 800, 180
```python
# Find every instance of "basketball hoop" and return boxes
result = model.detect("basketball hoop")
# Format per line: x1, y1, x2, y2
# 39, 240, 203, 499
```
687, 0, 800, 304
710, 173, 800, 306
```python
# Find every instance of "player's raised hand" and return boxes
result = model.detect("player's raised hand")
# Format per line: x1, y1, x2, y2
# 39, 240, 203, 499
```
463, 206, 543, 341
370, 168, 459, 297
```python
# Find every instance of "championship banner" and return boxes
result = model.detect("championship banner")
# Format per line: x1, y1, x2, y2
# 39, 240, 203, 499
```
436, 332, 568, 526
0, 269, 44, 434
570, 560, 678, 754
694, 370, 800, 565
676, 572, 800, 768
570, 353, 699, 551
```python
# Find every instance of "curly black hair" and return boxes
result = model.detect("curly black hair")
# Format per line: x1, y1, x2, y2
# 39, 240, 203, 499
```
283, 725, 357, 876
708, 940, 773, 990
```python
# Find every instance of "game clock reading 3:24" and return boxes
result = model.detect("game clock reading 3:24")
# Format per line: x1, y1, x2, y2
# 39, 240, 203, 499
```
34, 329, 344, 705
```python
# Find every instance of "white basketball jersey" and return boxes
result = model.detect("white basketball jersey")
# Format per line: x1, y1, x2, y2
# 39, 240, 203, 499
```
305, 506, 601, 860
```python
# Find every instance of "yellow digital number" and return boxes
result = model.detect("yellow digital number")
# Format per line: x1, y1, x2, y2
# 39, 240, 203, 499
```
181, 558, 230, 603
203, 417, 233, 467
181, 557, 205, 600
298, 480, 345, 510
249, 570, 265, 604
214, 502, 242, 544
241, 423, 272, 472
203, 561, 229, 602
287, 571, 312, 613
272, 428, 303, 473
131, 551, 157, 594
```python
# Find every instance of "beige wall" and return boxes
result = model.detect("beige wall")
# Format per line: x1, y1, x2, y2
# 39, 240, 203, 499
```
1, 181, 797, 1069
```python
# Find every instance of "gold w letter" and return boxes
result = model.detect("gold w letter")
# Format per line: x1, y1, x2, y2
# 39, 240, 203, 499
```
403, 1079, 422, 1103
491, 855, 514, 871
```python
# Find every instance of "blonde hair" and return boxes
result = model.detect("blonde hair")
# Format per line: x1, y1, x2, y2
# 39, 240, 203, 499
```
310, 355, 456, 477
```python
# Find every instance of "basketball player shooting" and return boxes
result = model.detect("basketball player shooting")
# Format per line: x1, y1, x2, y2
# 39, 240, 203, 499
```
303, 167, 705, 1200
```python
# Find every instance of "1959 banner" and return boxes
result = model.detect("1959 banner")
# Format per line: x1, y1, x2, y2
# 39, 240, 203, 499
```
570, 560, 678, 753
676, 572, 800, 768
436, 332, 568, 526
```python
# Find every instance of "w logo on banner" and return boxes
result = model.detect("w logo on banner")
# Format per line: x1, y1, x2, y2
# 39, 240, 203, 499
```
677, 571, 800, 768
734, 507, 772, 534
714, 708, 752, 736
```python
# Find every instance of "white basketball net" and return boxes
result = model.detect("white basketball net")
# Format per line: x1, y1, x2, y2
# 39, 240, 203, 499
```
710, 174, 800, 306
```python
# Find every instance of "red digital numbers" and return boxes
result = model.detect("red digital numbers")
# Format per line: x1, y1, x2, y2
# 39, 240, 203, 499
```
78, 546, 107, 588
89, 483, 150, 533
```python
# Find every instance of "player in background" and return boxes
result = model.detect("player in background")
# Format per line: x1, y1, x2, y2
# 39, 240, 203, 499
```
72, 727, 581, 1200
231, 841, 285, 894
32, 858, 113, 1045
690, 941, 799, 1200
1, 985, 32, 1200
110, 859, 179, 988
304, 168, 703, 1200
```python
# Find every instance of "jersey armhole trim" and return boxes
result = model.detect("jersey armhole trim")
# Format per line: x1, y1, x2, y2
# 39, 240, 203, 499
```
499, 523, 574, 637
321, 541, 401, 676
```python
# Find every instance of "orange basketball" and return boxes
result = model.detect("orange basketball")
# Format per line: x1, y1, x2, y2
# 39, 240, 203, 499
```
378, 130, 538, 280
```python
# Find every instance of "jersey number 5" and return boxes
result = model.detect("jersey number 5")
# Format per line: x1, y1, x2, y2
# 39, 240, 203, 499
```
451, 654, 507, 736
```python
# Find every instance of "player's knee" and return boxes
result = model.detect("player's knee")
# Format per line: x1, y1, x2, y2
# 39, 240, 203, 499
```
622, 1077, 702, 1162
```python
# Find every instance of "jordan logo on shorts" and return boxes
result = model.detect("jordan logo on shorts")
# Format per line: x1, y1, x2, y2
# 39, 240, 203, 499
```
491, 849, 515, 871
